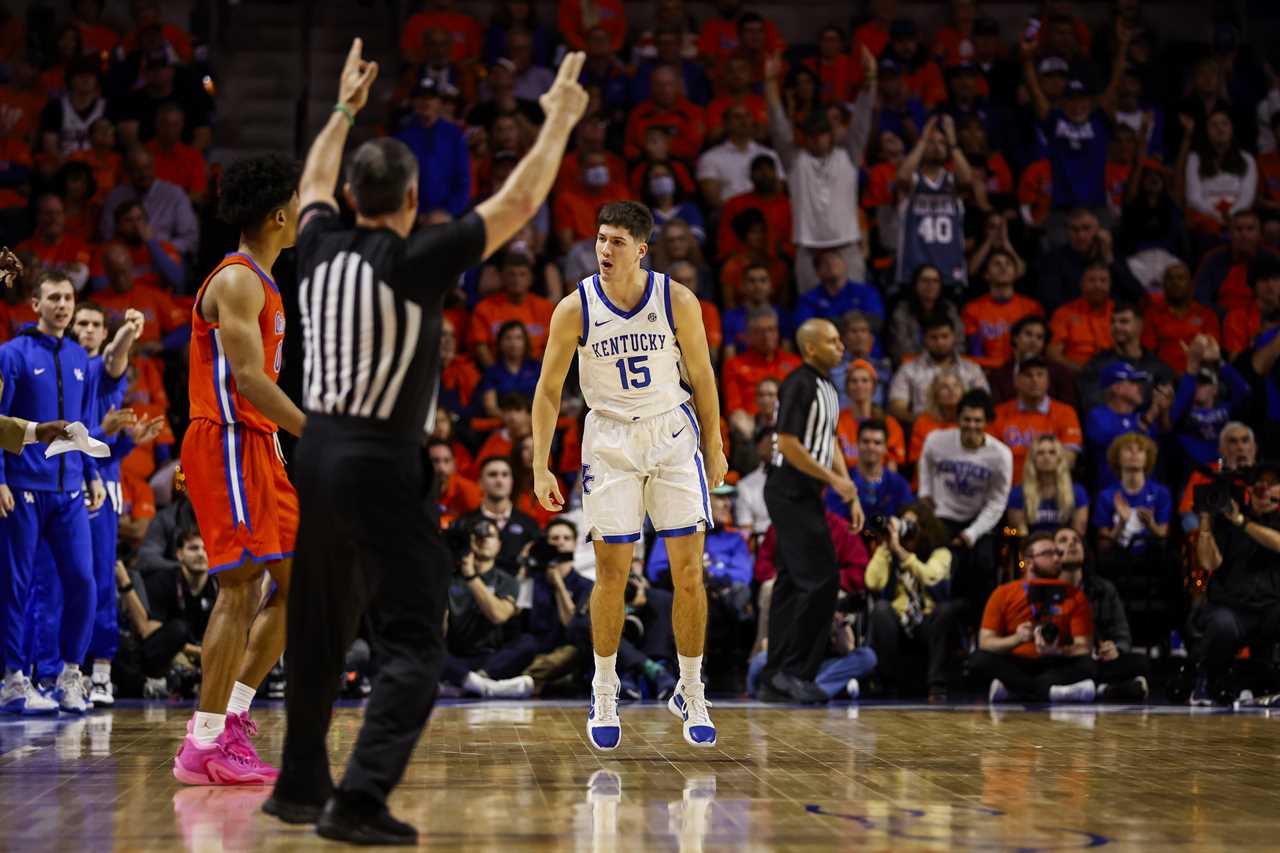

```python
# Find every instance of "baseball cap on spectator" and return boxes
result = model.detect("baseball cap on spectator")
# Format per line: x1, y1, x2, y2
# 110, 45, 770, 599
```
491, 57, 516, 74
1066, 78, 1092, 96
848, 357, 878, 382
973, 17, 1000, 37
889, 18, 918, 40
412, 75, 441, 98
1038, 57, 1070, 77
1101, 362, 1149, 388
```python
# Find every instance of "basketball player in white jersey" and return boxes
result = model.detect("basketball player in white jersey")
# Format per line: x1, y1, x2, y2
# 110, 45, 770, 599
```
532, 201, 727, 750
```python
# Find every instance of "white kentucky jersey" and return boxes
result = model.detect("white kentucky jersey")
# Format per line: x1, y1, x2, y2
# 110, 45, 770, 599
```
576, 269, 691, 422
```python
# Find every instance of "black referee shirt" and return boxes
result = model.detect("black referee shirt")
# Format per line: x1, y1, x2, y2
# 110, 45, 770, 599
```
295, 202, 486, 441
768, 363, 839, 498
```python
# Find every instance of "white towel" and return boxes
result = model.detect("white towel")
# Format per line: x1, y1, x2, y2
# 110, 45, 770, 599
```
44, 421, 109, 459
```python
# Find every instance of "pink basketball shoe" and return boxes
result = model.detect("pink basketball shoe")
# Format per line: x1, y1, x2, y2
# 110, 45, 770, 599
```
218, 713, 279, 780
173, 730, 275, 786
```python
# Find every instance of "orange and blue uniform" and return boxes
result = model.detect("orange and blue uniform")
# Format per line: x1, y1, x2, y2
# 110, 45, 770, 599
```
181, 252, 298, 573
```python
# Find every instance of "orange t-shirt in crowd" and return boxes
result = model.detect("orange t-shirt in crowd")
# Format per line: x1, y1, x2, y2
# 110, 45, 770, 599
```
1140, 301, 1220, 374
0, 82, 47, 137
558, 0, 628, 51
623, 99, 706, 162
90, 239, 182, 293
982, 578, 1093, 659
989, 397, 1083, 475
1104, 160, 1131, 213
437, 473, 483, 525
718, 192, 792, 260
697, 17, 785, 64
976, 152, 1014, 197
852, 21, 889, 59
69, 148, 122, 204
15, 232, 92, 270
468, 292, 556, 357
907, 413, 954, 464
94, 285, 189, 347
553, 182, 630, 243
441, 354, 482, 411
962, 293, 1043, 369
0, 301, 36, 341
146, 140, 208, 197
699, 299, 723, 352
1214, 262, 1258, 315
705, 94, 768, 136
475, 429, 516, 469
0, 137, 33, 209
905, 61, 947, 107
722, 349, 802, 415
804, 54, 860, 104
74, 21, 119, 54
399, 9, 483, 63
1049, 298, 1113, 367
1017, 158, 1052, 228
835, 409, 906, 469
1222, 306, 1262, 357
720, 253, 789, 304
860, 161, 897, 210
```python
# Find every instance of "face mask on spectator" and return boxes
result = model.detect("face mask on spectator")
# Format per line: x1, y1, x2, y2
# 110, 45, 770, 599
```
584, 165, 610, 187
649, 175, 676, 197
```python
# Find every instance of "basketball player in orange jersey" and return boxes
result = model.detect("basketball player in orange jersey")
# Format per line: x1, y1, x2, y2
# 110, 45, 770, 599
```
173, 154, 305, 785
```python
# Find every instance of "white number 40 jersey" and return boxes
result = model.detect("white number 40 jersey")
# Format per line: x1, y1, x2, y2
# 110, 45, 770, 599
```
576, 270, 692, 422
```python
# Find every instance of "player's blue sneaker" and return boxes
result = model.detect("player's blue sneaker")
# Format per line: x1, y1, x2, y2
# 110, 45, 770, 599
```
668, 682, 716, 747
587, 684, 621, 751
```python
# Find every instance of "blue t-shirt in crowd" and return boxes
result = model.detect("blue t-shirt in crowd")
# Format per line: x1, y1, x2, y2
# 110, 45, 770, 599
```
793, 280, 886, 327
1039, 108, 1109, 209
1085, 404, 1155, 487
646, 529, 752, 586
825, 468, 913, 521
878, 99, 928, 146
1170, 366, 1251, 467
1007, 482, 1091, 533
722, 305, 794, 353
1092, 479, 1172, 554
652, 203, 707, 245
476, 359, 541, 406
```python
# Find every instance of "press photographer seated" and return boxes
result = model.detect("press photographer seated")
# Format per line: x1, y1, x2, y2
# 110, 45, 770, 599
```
1192, 462, 1280, 706
864, 501, 962, 702
968, 532, 1098, 704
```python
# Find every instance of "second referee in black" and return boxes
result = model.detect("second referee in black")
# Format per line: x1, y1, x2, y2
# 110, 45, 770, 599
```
759, 319, 865, 704
264, 41, 588, 844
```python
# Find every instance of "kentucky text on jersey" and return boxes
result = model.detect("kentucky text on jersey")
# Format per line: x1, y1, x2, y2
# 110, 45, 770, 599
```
589, 332, 668, 359
936, 458, 994, 498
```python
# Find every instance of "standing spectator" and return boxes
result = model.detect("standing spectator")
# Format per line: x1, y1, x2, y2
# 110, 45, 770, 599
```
1007, 434, 1089, 537
469, 254, 554, 366
39, 55, 107, 156
765, 49, 875, 292
395, 76, 471, 218
959, 115, 1014, 205
1116, 157, 1187, 287
963, 247, 1041, 370
1085, 361, 1171, 487
885, 264, 964, 363
969, 532, 1098, 704
988, 315, 1077, 408
428, 439, 482, 524
989, 356, 1082, 474
717, 155, 791, 261
457, 457, 540, 570
145, 103, 207, 204
1183, 108, 1257, 240
1193, 210, 1280, 315
100, 147, 198, 257
917, 389, 1013, 618
1047, 263, 1115, 370
805, 25, 859, 104
1140, 262, 1220, 375
895, 114, 971, 291
1170, 335, 1251, 471
887, 312, 987, 424
623, 64, 706, 162
827, 418, 912, 522
722, 307, 801, 440
476, 322, 541, 418
852, 0, 896, 59
865, 500, 959, 701
793, 249, 884, 328
874, 57, 926, 148
830, 310, 891, 411
1078, 302, 1175, 412
15, 194, 91, 292
696, 105, 782, 211
642, 163, 705, 245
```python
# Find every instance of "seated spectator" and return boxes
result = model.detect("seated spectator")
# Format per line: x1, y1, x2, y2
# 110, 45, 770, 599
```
705, 55, 767, 140
1193, 210, 1280, 315
402, 0, 485, 65
696, 103, 781, 211
1037, 208, 1144, 314
395, 75, 471, 219
92, 199, 185, 293
457, 457, 540, 568
68, 117, 122, 205
1179, 422, 1258, 533
477, 322, 541, 418
624, 64, 705, 162
718, 210, 788, 306
647, 492, 751, 589
470, 253, 554, 367
468, 59, 543, 132
100, 147, 198, 257
439, 316, 481, 414
641, 162, 705, 245
835, 362, 905, 471
122, 0, 194, 63
114, 49, 214, 150
626, 124, 696, 199
888, 310, 987, 424
906, 370, 963, 466
631, 0, 699, 63
793, 248, 884, 328
1184, 108, 1257, 240
476, 392, 533, 464
665, 258, 722, 357
989, 356, 1082, 474
432, 408, 475, 477
1223, 258, 1280, 360
1138, 262, 1219, 375
55, 160, 100, 243
733, 426, 774, 537
753, 510, 869, 597
749, 592, 876, 702
1056, 526, 1150, 702
1190, 463, 1280, 706
828, 418, 912, 522
989, 316, 1078, 408
1048, 262, 1115, 370
1007, 434, 1089, 537
716, 154, 791, 261
830, 310, 891, 411
1171, 336, 1251, 473
721, 263, 790, 358
577, 26, 630, 123
963, 247, 1040, 370
918, 389, 1013, 617
552, 115, 618, 197
1078, 301, 1175, 412
93, 243, 187, 355
15, 193, 91, 292
39, 55, 108, 156
429, 438, 482, 526
894, 114, 971, 292
969, 531, 1098, 703
553, 150, 629, 252
940, 59, 1010, 158
804, 24, 858, 104
722, 307, 801, 440
558, 0, 626, 53
886, 264, 964, 363
865, 500, 959, 700
145, 102, 208, 204
633, 24, 710, 107
1085, 362, 1171, 487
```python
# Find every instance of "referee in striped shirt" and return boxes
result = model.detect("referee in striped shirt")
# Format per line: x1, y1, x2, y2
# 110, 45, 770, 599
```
759, 319, 865, 704
265, 41, 588, 844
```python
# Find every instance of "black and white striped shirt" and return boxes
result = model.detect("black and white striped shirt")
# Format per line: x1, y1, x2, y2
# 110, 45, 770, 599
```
295, 202, 486, 440
769, 363, 840, 496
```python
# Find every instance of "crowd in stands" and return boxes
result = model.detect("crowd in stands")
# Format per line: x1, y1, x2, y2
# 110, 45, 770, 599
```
4, 0, 1280, 707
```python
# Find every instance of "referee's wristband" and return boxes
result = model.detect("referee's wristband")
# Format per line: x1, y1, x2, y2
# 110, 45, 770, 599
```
333, 103, 356, 127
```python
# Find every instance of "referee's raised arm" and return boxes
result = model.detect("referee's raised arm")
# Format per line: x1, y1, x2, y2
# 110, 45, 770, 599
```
475, 52, 589, 259
299, 38, 380, 213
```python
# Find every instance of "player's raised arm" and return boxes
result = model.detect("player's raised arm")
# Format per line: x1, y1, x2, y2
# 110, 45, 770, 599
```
298, 38, 379, 212
531, 292, 584, 512
475, 53, 589, 259
669, 280, 728, 488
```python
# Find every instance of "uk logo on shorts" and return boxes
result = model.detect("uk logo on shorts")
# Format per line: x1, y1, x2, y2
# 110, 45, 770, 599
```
581, 464, 594, 495
274, 311, 285, 335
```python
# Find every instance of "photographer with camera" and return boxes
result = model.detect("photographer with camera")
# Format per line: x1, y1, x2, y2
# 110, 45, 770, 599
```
865, 501, 962, 702
1192, 462, 1280, 705
969, 532, 1098, 703
1179, 422, 1257, 532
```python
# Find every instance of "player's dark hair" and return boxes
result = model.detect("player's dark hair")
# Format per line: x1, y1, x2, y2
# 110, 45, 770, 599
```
596, 201, 653, 243
346, 138, 418, 217
219, 153, 300, 233
33, 269, 74, 299
958, 388, 995, 421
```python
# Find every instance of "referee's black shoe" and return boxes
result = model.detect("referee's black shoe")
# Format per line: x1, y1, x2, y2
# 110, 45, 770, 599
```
262, 795, 324, 825
769, 672, 829, 704
316, 797, 417, 846
757, 679, 794, 703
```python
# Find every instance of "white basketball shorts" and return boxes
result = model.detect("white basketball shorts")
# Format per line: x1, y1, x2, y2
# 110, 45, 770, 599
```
580, 402, 713, 543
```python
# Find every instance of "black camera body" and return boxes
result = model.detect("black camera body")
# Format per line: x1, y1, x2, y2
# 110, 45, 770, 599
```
1191, 463, 1277, 515
865, 514, 916, 541
519, 538, 573, 575
1026, 582, 1069, 646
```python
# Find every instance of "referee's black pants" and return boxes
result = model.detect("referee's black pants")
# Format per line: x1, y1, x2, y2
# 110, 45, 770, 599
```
761, 483, 838, 684
274, 418, 450, 813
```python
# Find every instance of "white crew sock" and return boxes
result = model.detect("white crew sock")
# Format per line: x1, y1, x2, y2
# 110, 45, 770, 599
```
92, 661, 111, 684
593, 653, 618, 687
677, 654, 703, 690
226, 681, 256, 716
62, 662, 80, 676
193, 711, 226, 746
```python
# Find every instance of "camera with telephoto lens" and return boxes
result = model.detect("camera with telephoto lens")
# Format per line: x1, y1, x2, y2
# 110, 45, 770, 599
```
865, 514, 915, 541
1026, 583, 1069, 646
519, 538, 573, 574
1190, 463, 1280, 515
